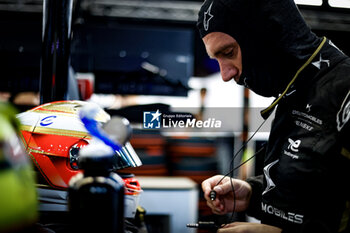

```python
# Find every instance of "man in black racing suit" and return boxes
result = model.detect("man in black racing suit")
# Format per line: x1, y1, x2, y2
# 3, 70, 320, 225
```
197, 0, 350, 232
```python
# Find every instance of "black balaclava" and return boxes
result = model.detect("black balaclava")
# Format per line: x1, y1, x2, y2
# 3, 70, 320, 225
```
197, 0, 322, 97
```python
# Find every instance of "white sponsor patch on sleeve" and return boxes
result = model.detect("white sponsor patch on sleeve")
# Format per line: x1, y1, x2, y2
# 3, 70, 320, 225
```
337, 90, 350, 131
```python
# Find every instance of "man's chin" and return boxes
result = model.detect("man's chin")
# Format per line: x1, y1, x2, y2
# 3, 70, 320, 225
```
233, 76, 241, 83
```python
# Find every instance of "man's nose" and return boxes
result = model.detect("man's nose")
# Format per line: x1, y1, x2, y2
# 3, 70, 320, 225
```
219, 60, 238, 82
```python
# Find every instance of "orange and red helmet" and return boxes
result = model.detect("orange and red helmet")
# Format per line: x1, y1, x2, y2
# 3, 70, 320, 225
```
17, 100, 141, 189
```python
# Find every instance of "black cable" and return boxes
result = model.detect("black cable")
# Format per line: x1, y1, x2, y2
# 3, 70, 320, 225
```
190, 112, 271, 230
215, 117, 268, 186
232, 146, 265, 172
229, 170, 236, 222
213, 116, 269, 224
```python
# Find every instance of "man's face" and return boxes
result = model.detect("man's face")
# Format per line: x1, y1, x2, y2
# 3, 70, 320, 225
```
203, 32, 242, 83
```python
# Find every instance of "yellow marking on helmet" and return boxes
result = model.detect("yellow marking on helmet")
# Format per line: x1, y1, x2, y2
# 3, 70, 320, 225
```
20, 125, 90, 138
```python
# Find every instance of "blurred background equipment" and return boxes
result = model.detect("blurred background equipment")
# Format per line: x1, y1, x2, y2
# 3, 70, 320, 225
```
2, 0, 350, 103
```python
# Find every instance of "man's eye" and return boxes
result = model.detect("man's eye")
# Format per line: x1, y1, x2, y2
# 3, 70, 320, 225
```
224, 49, 234, 57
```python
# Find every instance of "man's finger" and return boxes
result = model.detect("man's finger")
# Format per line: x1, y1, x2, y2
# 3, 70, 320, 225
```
202, 175, 224, 199
206, 199, 222, 210
202, 180, 212, 195
221, 222, 247, 228
213, 178, 238, 195
217, 227, 237, 233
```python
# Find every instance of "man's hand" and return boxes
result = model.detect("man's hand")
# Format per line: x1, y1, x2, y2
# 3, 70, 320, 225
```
218, 222, 282, 233
201, 175, 252, 215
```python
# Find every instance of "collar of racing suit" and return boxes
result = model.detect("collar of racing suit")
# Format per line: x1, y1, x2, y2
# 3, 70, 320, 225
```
261, 38, 348, 119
